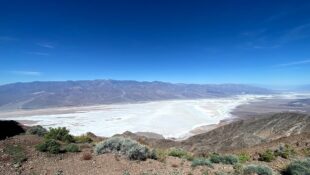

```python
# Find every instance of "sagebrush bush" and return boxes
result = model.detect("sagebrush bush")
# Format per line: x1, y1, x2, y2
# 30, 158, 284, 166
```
259, 149, 275, 162
243, 164, 273, 175
238, 152, 251, 163
191, 158, 213, 167
95, 137, 151, 160
74, 134, 92, 143
65, 143, 80, 152
26, 125, 47, 137
168, 148, 193, 160
44, 127, 74, 143
36, 139, 61, 154
209, 153, 238, 165
283, 159, 310, 175
221, 155, 239, 165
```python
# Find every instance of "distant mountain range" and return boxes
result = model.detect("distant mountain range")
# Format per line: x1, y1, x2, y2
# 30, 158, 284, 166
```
0, 80, 273, 110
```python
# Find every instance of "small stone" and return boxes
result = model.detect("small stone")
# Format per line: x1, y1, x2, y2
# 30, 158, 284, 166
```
13, 163, 21, 168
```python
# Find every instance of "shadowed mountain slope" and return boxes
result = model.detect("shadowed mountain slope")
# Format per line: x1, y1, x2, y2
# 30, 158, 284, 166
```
116, 113, 310, 153
181, 113, 310, 152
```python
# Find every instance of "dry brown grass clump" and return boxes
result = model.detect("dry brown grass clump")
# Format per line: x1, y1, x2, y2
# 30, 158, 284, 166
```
81, 152, 92, 160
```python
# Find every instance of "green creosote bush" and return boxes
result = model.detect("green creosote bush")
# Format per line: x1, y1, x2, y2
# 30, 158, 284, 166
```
74, 134, 93, 143
168, 148, 193, 161
259, 149, 275, 162
238, 152, 251, 163
35, 139, 61, 154
151, 149, 167, 162
65, 143, 80, 152
44, 127, 74, 143
95, 137, 151, 161
283, 158, 310, 175
243, 164, 273, 175
191, 158, 213, 167
26, 125, 47, 137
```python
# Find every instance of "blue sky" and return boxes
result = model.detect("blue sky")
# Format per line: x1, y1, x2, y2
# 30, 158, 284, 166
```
0, 0, 310, 87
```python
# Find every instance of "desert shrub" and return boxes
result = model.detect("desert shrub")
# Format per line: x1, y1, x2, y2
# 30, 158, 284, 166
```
210, 153, 222, 163
36, 139, 61, 154
209, 153, 238, 165
44, 127, 74, 143
74, 134, 92, 143
259, 149, 275, 162
95, 137, 151, 160
238, 152, 251, 163
152, 149, 168, 162
191, 158, 213, 167
81, 152, 92, 160
4, 144, 27, 163
26, 125, 47, 137
283, 159, 310, 175
233, 163, 243, 174
168, 148, 193, 160
221, 155, 239, 165
274, 144, 295, 159
65, 143, 80, 152
243, 164, 273, 175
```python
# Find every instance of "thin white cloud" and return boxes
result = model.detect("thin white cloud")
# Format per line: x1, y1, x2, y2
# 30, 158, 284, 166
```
27, 52, 50, 56
274, 59, 310, 67
241, 23, 310, 50
37, 42, 54, 49
9, 71, 42, 76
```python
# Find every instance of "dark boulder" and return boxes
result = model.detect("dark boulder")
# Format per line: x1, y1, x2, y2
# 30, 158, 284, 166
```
0, 120, 25, 140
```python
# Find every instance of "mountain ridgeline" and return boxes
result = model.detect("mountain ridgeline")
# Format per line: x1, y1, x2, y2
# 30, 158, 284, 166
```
0, 80, 272, 110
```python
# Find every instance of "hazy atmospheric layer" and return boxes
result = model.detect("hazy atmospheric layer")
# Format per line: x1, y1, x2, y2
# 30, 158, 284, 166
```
0, 94, 278, 139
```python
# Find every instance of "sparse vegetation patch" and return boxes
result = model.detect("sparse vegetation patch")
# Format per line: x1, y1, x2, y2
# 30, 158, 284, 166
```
65, 143, 80, 152
168, 148, 193, 161
4, 144, 27, 164
26, 125, 47, 137
74, 134, 92, 143
36, 139, 61, 154
243, 164, 273, 175
209, 153, 238, 165
274, 144, 295, 159
283, 158, 310, 175
191, 158, 213, 167
95, 137, 151, 160
259, 149, 275, 162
